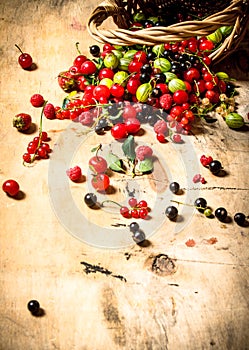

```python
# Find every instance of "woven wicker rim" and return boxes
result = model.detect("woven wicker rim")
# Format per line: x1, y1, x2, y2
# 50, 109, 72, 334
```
87, 0, 249, 62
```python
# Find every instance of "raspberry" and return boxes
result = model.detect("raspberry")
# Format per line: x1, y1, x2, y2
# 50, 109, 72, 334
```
66, 165, 82, 181
44, 103, 56, 119
30, 94, 45, 107
159, 93, 173, 110
78, 111, 95, 125
153, 120, 168, 135
192, 173, 202, 183
135, 145, 153, 161
200, 155, 213, 167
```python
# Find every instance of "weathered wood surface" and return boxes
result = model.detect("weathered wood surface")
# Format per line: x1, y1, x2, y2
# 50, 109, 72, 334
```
0, 1, 249, 350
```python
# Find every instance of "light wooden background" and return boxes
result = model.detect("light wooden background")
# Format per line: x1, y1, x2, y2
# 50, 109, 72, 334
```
0, 1, 249, 349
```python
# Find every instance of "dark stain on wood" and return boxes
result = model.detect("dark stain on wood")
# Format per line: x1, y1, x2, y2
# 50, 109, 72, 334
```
80, 261, 127, 282
101, 287, 126, 346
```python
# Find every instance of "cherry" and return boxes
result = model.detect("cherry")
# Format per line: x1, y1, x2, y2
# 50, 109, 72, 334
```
15, 44, 33, 69
89, 156, 107, 174
2, 179, 20, 197
91, 174, 110, 192
124, 118, 141, 134
80, 60, 97, 75
111, 123, 128, 139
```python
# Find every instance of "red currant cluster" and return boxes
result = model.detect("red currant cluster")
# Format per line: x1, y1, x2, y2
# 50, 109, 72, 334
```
22, 131, 51, 164
120, 198, 149, 219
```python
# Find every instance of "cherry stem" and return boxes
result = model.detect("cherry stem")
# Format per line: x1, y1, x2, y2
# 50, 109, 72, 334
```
75, 42, 81, 55
100, 200, 122, 208
170, 199, 206, 211
15, 44, 23, 54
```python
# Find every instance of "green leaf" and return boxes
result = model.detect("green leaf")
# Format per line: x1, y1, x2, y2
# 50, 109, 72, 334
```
106, 152, 124, 172
62, 98, 70, 109
138, 158, 154, 173
122, 135, 136, 161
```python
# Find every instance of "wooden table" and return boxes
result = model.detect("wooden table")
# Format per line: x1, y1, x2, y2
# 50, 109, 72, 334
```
0, 1, 248, 349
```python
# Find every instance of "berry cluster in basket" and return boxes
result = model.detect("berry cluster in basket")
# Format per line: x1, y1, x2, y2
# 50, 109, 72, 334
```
52, 35, 246, 137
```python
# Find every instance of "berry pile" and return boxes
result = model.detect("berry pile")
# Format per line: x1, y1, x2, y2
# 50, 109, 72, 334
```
120, 198, 149, 219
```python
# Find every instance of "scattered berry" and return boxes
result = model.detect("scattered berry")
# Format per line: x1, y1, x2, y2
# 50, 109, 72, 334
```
27, 300, 40, 315
129, 222, 140, 233
66, 165, 82, 181
200, 155, 213, 167
215, 207, 228, 222
135, 145, 153, 161
194, 197, 207, 212
13, 113, 32, 131
2, 179, 20, 197
84, 193, 98, 208
132, 229, 146, 244
234, 212, 246, 226
209, 160, 222, 174
30, 94, 45, 107
165, 205, 178, 220
169, 181, 180, 194
43, 103, 56, 119
15, 44, 33, 69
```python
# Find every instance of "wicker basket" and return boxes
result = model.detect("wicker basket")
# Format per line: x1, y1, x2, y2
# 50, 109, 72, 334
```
87, 0, 249, 63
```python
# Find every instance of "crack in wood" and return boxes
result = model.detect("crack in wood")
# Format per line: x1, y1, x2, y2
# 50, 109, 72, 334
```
80, 261, 127, 282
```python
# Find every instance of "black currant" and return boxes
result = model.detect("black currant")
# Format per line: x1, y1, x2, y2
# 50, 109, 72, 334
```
234, 212, 246, 226
140, 63, 152, 74
194, 197, 207, 212
140, 73, 151, 83
165, 206, 178, 220
89, 45, 100, 57
95, 118, 110, 134
146, 114, 159, 126
169, 181, 180, 194
147, 51, 156, 61
27, 300, 40, 315
154, 73, 166, 83
132, 230, 146, 244
209, 160, 222, 174
151, 87, 162, 98
215, 207, 228, 222
84, 193, 98, 208
129, 222, 140, 233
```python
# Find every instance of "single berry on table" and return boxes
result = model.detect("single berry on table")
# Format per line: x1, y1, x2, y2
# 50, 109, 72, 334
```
132, 230, 146, 244
84, 193, 98, 208
129, 222, 140, 233
13, 113, 32, 131
91, 174, 110, 192
165, 206, 178, 220
30, 94, 45, 107
15, 44, 33, 69
194, 198, 207, 212
66, 165, 82, 181
27, 300, 40, 315
169, 182, 180, 194
234, 212, 246, 226
215, 207, 228, 222
2, 179, 20, 197
209, 160, 222, 174
89, 156, 107, 174
204, 208, 213, 217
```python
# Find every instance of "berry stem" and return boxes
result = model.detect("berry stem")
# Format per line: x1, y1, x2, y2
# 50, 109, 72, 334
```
170, 199, 206, 211
100, 200, 122, 208
75, 42, 81, 55
15, 44, 23, 54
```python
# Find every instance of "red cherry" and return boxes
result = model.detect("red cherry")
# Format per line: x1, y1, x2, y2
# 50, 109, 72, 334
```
2, 179, 20, 197
91, 174, 110, 192
15, 44, 33, 69
173, 90, 189, 104
110, 84, 125, 97
133, 51, 147, 63
124, 118, 141, 134
111, 123, 128, 139
80, 60, 97, 75
89, 156, 108, 174
98, 68, 115, 80
127, 78, 141, 95
73, 54, 87, 68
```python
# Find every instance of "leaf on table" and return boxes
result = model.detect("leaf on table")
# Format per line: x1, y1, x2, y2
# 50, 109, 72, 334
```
122, 135, 136, 161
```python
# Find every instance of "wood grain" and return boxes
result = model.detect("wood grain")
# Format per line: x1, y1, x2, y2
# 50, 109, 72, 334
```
0, 1, 249, 350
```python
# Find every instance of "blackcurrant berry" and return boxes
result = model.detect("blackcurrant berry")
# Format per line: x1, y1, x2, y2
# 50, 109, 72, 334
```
95, 118, 110, 134
140, 73, 151, 83
129, 222, 139, 233
84, 193, 97, 208
234, 212, 246, 226
209, 160, 222, 174
132, 230, 146, 244
154, 73, 166, 83
165, 206, 178, 220
27, 300, 40, 314
215, 207, 227, 222
169, 181, 180, 194
151, 87, 162, 98
140, 63, 152, 74
147, 51, 156, 61
89, 45, 100, 57
194, 197, 207, 212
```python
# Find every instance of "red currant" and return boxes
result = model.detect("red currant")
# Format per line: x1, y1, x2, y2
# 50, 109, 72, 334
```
2, 179, 20, 197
